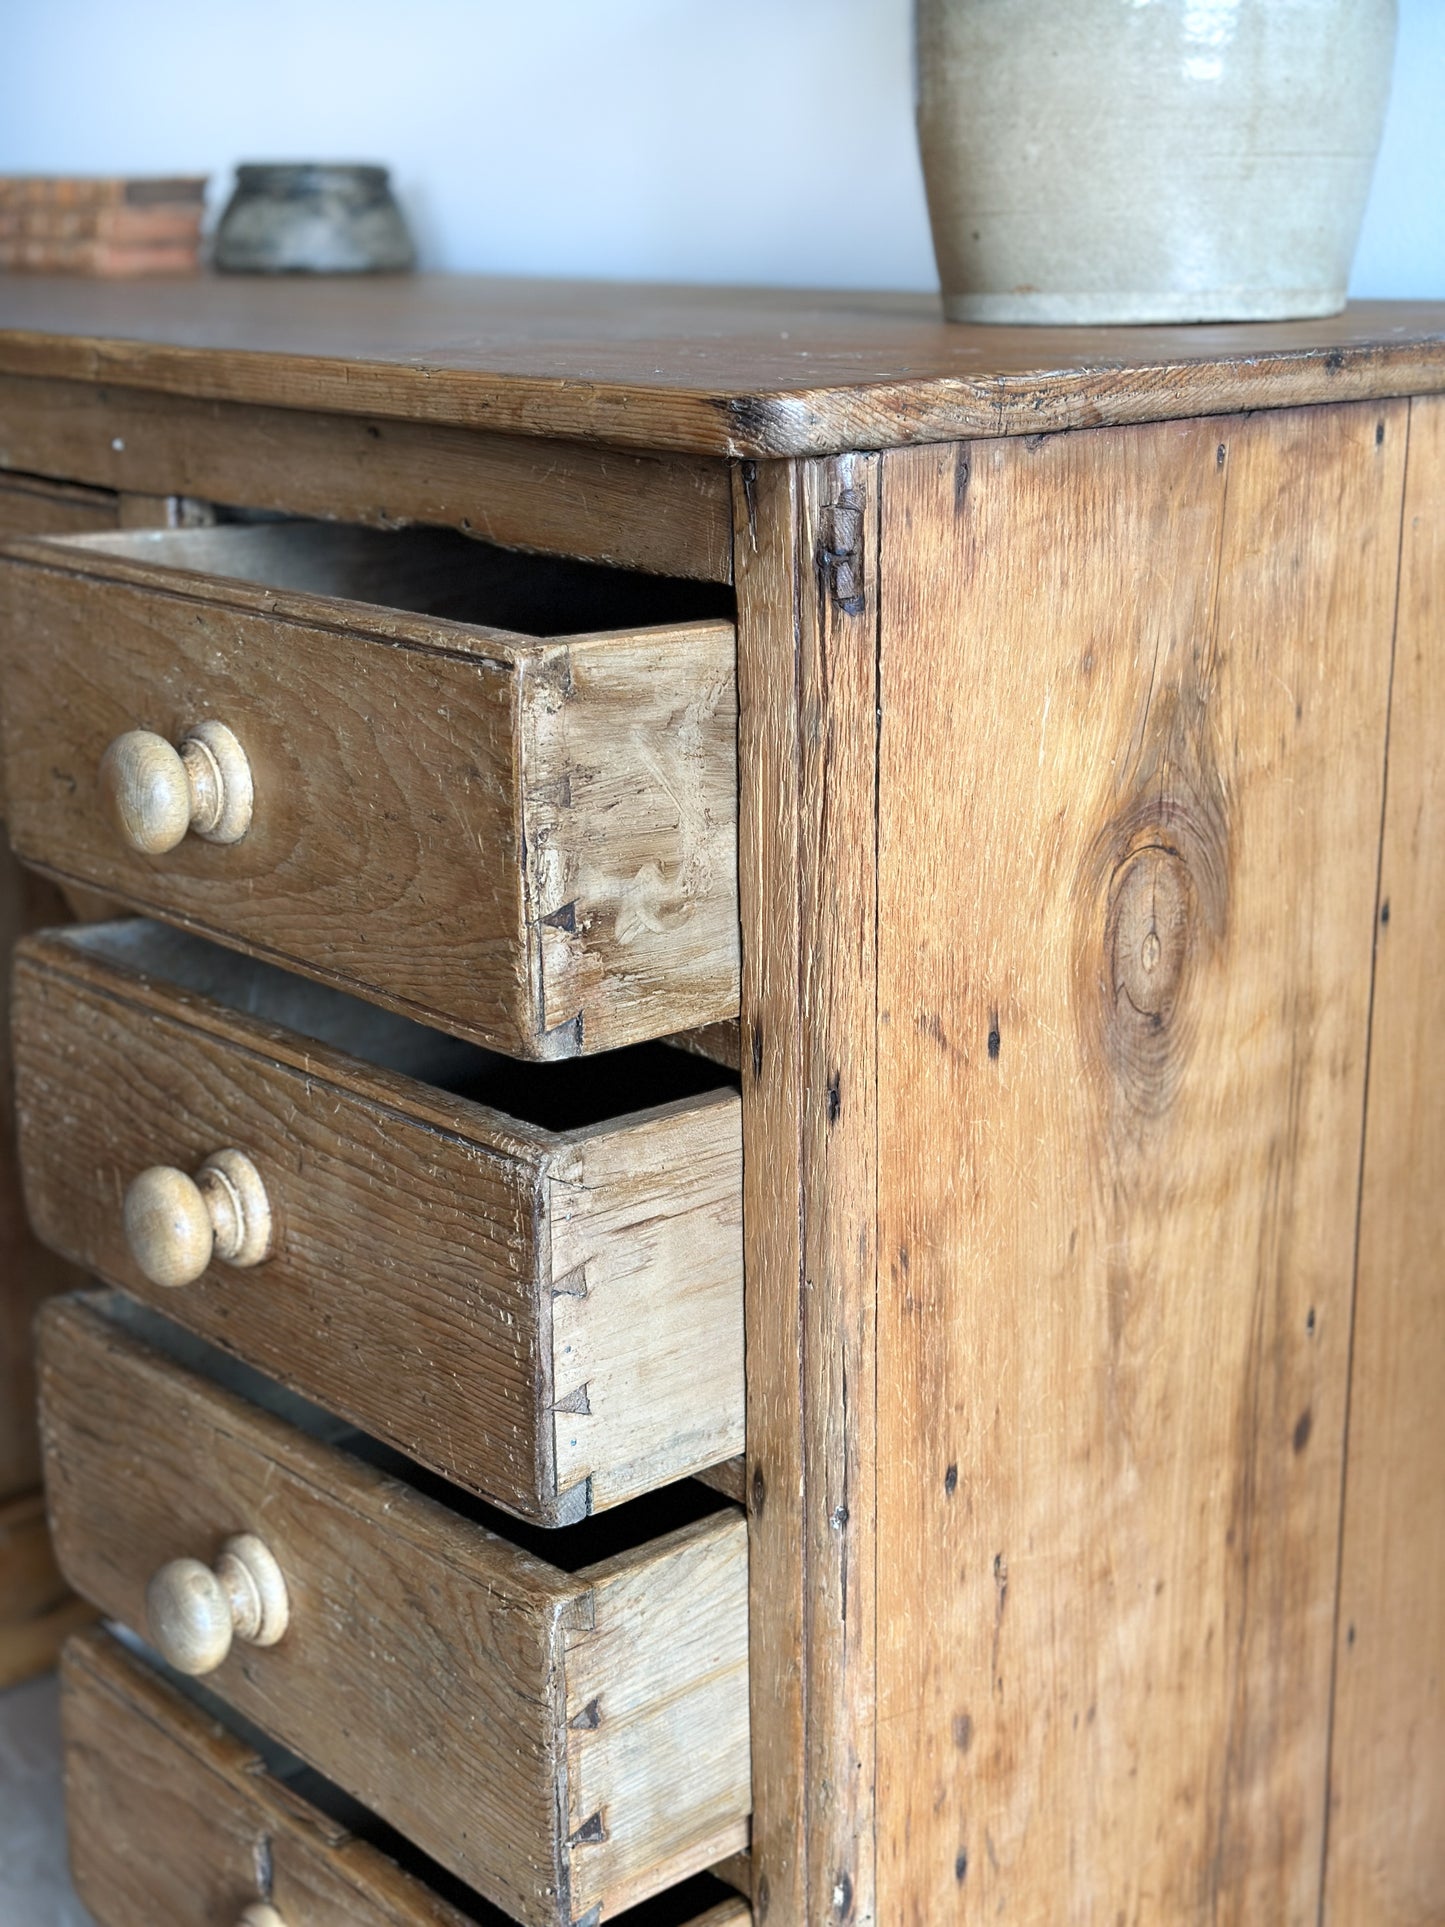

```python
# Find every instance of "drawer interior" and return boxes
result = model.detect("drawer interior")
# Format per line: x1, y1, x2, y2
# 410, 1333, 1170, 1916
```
56, 919, 736, 1134
45, 519, 735, 638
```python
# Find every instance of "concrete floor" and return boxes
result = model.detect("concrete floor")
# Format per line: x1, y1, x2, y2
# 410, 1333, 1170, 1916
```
0, 1671, 97, 1926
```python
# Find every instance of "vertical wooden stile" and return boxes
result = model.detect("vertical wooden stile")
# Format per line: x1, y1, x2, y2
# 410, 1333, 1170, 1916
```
735, 455, 880, 1927
1324, 392, 1445, 1924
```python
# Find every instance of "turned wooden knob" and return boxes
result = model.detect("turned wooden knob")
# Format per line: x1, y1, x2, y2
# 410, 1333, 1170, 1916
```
146, 1533, 289, 1676
240, 1907, 287, 1927
123, 1148, 272, 1290
99, 719, 253, 853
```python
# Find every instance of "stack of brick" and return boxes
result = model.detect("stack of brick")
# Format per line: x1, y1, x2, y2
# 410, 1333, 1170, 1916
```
0, 176, 207, 275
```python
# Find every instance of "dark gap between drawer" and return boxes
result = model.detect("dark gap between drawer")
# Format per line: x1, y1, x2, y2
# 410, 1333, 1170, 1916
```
98, 1292, 734, 1564
59, 921, 740, 1132
105, 1626, 740, 1926
78, 518, 736, 636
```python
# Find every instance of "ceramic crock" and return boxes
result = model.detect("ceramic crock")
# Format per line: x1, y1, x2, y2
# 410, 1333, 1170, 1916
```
214, 164, 415, 274
916, 0, 1397, 324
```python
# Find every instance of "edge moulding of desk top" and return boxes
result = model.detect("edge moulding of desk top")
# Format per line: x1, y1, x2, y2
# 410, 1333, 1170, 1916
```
0, 279, 1442, 456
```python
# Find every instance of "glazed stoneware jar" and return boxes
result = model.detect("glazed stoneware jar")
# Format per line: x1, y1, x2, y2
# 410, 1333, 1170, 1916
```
214, 164, 415, 274
916, 0, 1398, 323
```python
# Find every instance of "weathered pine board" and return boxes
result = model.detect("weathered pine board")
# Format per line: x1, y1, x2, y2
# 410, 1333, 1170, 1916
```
734, 456, 880, 1925
0, 372, 734, 580
0, 277, 1442, 456
0, 528, 739, 1056
1324, 392, 1445, 1925
39, 1292, 750, 1927
874, 403, 1406, 1922
62, 1628, 478, 1927
63, 1628, 757, 1927
14, 920, 742, 1524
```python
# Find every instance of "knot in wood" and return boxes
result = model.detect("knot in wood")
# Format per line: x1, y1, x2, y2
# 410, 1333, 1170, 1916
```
1080, 777, 1229, 1122
1110, 843, 1192, 1026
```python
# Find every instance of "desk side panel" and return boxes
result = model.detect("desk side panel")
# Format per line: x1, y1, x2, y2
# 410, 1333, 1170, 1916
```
875, 404, 1404, 1922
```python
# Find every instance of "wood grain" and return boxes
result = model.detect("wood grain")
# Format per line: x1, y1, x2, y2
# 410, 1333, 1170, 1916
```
63, 1629, 480, 1927
0, 372, 733, 580
39, 1292, 750, 1927
735, 455, 879, 1926
564, 1518, 752, 1919
63, 1630, 753, 1927
874, 404, 1406, 1923
0, 524, 740, 1055
15, 920, 742, 1524
1324, 392, 1445, 1925
0, 276, 1440, 456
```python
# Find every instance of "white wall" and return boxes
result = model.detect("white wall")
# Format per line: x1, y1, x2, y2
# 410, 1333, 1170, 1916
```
0, 0, 1439, 297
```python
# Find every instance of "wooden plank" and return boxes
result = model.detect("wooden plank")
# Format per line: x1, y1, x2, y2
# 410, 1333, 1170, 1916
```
564, 1517, 752, 1919
62, 1630, 753, 1927
0, 529, 739, 1055
0, 276, 1440, 456
39, 1291, 750, 1927
734, 455, 879, 1925
874, 403, 1405, 1922
1324, 392, 1445, 1924
548, 1100, 744, 1514
63, 1629, 479, 1927
0, 1490, 94, 1689
0, 371, 734, 579
14, 920, 742, 1524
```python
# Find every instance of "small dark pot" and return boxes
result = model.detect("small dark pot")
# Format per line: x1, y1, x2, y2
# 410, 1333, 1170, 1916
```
213, 163, 415, 275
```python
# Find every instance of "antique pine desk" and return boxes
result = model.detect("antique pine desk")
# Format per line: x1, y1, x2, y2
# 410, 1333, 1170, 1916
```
0, 279, 1441, 1927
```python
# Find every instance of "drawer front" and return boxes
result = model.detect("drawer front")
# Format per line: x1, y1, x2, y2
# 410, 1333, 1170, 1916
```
62, 1628, 477, 1927
15, 921, 743, 1525
0, 526, 739, 1057
62, 1630, 752, 1927
40, 1294, 751, 1927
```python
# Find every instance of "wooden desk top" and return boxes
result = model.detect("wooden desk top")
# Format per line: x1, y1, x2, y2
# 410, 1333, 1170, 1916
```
0, 275, 1441, 458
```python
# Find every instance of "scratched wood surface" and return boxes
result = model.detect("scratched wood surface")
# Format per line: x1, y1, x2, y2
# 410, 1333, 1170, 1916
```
1324, 392, 1445, 1925
0, 277, 1441, 456
62, 1628, 479, 1927
64, 1630, 755, 1927
40, 1292, 750, 1927
873, 403, 1406, 1923
0, 522, 738, 1055
14, 919, 741, 1524
735, 455, 879, 1926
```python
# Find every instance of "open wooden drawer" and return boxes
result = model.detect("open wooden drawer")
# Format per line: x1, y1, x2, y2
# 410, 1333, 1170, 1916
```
13, 919, 742, 1525
62, 1627, 750, 1927
40, 1294, 751, 1927
0, 521, 739, 1057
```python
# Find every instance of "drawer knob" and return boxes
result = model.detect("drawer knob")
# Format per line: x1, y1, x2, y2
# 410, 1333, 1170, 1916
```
146, 1532, 289, 1676
124, 1148, 273, 1290
99, 719, 253, 853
